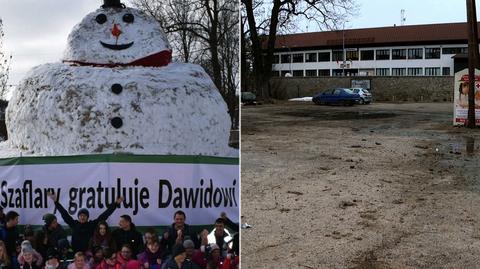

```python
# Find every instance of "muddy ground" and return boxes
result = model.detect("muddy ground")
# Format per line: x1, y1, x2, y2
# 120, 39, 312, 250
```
241, 102, 480, 269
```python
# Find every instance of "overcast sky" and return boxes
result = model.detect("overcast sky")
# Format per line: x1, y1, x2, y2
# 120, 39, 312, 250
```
0, 0, 479, 88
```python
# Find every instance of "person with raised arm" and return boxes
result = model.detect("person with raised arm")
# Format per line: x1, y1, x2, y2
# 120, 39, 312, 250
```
48, 192, 124, 253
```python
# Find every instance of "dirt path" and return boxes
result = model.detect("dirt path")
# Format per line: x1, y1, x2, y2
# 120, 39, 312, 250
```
241, 102, 480, 269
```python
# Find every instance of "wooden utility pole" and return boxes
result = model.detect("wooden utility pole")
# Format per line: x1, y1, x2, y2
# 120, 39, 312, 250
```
466, 0, 479, 128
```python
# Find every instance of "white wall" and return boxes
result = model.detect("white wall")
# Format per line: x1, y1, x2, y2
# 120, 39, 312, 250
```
272, 44, 469, 76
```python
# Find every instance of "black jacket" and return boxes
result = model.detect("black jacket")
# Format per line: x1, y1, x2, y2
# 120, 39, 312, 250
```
111, 225, 143, 256
181, 260, 200, 269
20, 263, 40, 269
55, 201, 118, 252
0, 225, 19, 258
43, 224, 67, 249
160, 224, 199, 254
160, 259, 180, 269
223, 217, 239, 255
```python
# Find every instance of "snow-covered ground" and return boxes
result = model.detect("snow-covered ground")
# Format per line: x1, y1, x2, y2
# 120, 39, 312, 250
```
288, 97, 313, 102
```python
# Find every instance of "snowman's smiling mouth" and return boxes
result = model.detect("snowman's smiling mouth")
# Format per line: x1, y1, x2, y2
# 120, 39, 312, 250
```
100, 41, 134, 50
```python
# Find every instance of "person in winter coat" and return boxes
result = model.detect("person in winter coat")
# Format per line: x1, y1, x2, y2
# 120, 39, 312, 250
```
44, 248, 62, 269
17, 241, 43, 268
88, 221, 116, 254
191, 243, 223, 269
111, 216, 143, 257
219, 255, 238, 269
0, 211, 19, 267
116, 245, 137, 269
33, 230, 49, 263
218, 214, 238, 256
181, 240, 200, 269
209, 219, 230, 259
95, 249, 119, 269
18, 243, 41, 269
57, 239, 75, 266
42, 214, 67, 250
142, 229, 158, 247
88, 247, 104, 269
67, 252, 90, 269
160, 211, 199, 255
0, 206, 5, 226
137, 241, 165, 269
160, 245, 185, 269
0, 241, 12, 269
48, 192, 124, 252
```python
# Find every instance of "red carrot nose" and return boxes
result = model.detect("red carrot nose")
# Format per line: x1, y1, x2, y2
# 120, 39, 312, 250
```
111, 23, 122, 37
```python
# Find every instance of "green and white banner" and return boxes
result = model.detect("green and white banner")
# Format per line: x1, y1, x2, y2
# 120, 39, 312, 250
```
0, 154, 239, 226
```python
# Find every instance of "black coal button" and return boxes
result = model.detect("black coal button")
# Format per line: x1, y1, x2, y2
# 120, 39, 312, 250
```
111, 117, 123, 129
111, 84, 123, 94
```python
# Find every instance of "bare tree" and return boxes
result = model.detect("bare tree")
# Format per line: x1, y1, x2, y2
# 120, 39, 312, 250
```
242, 0, 357, 99
466, 0, 479, 128
131, 0, 239, 128
0, 19, 11, 101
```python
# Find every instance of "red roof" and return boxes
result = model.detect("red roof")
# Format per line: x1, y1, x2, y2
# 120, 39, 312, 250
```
269, 22, 480, 50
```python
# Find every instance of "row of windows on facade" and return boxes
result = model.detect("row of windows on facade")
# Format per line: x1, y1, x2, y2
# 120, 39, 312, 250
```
273, 67, 450, 77
273, 47, 468, 64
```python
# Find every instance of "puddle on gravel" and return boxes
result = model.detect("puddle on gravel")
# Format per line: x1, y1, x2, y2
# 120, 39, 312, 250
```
450, 137, 477, 155
279, 111, 397, 121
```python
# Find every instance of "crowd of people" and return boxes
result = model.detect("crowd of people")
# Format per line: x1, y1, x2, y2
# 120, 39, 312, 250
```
0, 193, 239, 269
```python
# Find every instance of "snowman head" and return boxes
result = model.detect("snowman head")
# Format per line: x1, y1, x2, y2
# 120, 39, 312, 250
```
63, 0, 171, 66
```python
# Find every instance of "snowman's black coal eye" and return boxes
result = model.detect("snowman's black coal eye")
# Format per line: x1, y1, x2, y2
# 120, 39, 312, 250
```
96, 14, 107, 24
123, 14, 134, 23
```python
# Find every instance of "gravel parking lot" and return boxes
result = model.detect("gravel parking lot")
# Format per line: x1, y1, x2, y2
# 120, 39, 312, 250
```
241, 102, 480, 269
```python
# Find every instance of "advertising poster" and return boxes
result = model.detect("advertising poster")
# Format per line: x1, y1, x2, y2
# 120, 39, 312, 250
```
453, 68, 480, 125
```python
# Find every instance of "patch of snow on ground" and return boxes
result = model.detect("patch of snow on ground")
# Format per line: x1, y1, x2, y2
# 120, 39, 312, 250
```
289, 97, 313, 102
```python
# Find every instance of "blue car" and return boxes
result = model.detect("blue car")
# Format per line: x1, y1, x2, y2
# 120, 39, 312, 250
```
312, 88, 361, 106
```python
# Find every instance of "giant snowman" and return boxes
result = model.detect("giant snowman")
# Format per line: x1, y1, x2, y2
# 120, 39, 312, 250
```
1, 0, 236, 157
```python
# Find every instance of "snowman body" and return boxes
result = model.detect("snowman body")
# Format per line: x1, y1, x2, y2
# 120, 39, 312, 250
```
4, 7, 235, 157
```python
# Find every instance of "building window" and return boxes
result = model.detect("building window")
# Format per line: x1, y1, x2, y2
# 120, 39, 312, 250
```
376, 68, 390, 76
292, 70, 304, 77
408, 48, 423, 59
346, 50, 359, 61
442, 47, 468, 55
273, 55, 279, 64
407, 68, 423, 76
305, 69, 317, 77
425, 67, 441, 76
281, 54, 291, 63
425, 48, 440, 59
442, 67, 451, 76
318, 69, 330, 76
305, 53, 317, 62
392, 68, 406, 76
318, 52, 330, 62
376, 49, 390, 60
281, 70, 290, 77
360, 50, 374, 60
271, 71, 280, 77
332, 50, 344, 62
332, 69, 344, 76
392, 49, 407, 60
292, 53, 304, 63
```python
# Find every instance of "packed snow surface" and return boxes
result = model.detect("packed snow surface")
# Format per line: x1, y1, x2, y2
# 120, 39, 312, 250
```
4, 63, 236, 157
63, 7, 171, 64
288, 97, 313, 102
